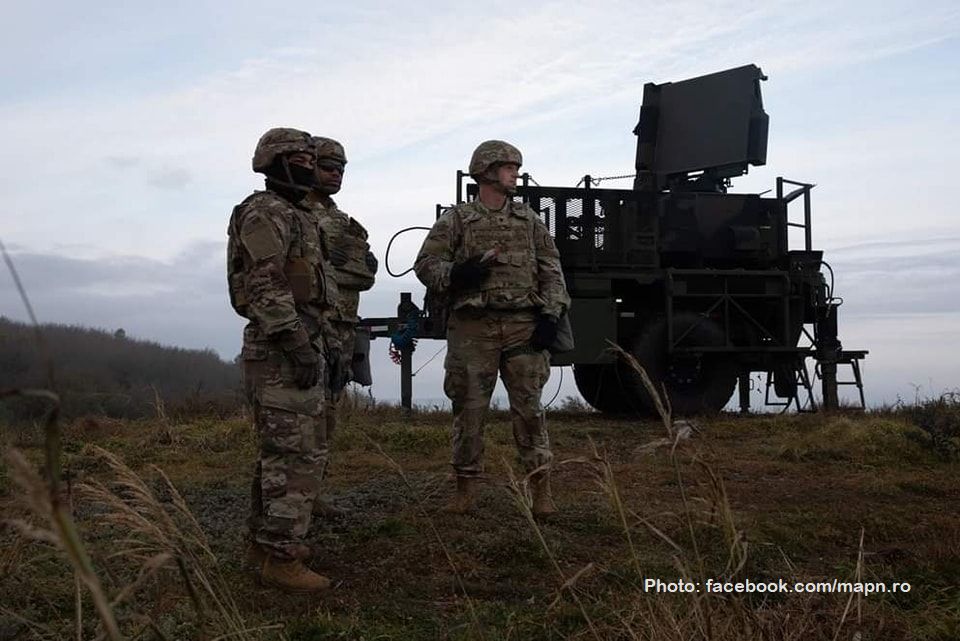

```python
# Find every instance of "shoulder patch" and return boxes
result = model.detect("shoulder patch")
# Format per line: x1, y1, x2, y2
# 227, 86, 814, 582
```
240, 212, 283, 262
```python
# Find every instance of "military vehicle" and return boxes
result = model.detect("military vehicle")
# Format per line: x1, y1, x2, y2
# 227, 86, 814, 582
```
363, 64, 867, 415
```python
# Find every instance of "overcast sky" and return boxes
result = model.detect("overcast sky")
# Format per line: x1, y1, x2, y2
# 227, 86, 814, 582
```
1, 1, 958, 409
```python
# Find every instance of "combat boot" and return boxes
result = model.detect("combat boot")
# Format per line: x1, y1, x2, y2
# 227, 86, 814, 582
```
531, 473, 558, 519
446, 476, 477, 514
245, 542, 267, 572
259, 556, 331, 593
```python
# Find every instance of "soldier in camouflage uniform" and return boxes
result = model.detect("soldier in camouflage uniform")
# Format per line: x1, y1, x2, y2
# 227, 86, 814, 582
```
304, 137, 378, 516
227, 127, 343, 592
414, 140, 570, 516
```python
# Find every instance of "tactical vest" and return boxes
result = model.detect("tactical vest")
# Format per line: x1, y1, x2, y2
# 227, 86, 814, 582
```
227, 191, 334, 319
452, 202, 539, 308
325, 217, 374, 287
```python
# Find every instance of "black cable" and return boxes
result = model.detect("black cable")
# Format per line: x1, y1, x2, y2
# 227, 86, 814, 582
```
385, 226, 432, 277
544, 366, 564, 409
822, 260, 835, 301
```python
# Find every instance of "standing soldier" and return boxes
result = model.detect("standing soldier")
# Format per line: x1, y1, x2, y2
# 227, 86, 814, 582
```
227, 128, 342, 592
414, 140, 570, 516
304, 137, 378, 516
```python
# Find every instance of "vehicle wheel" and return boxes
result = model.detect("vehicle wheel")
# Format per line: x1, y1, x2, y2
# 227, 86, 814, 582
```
572, 363, 651, 415
629, 313, 738, 416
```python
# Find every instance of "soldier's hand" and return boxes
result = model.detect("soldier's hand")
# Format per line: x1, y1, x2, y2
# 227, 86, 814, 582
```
286, 343, 321, 389
328, 245, 349, 267
365, 251, 378, 275
449, 255, 491, 291
531, 314, 559, 351
327, 347, 350, 394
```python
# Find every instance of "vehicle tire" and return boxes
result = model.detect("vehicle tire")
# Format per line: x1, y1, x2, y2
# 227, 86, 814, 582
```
572, 363, 651, 415
628, 313, 738, 416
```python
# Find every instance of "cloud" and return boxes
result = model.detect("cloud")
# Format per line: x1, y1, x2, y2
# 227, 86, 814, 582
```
104, 155, 141, 169
2, 0, 957, 259
149, 168, 193, 190
829, 237, 960, 316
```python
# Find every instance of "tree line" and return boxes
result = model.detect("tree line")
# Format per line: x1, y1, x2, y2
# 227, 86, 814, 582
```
0, 317, 241, 421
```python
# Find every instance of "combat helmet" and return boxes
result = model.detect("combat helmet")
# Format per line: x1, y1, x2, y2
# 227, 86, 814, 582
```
469, 140, 522, 179
252, 128, 314, 173
312, 137, 348, 165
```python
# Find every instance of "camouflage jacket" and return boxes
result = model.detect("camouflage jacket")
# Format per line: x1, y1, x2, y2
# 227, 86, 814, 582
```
304, 192, 376, 324
227, 189, 340, 351
414, 199, 570, 318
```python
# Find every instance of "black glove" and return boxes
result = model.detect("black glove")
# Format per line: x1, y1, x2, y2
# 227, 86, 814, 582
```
282, 337, 320, 389
449, 255, 491, 291
328, 245, 349, 267
327, 347, 350, 394
365, 251, 378, 275
530, 314, 559, 350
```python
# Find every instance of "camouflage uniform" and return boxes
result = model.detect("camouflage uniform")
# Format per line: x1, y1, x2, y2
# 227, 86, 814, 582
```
415, 144, 570, 478
304, 193, 376, 435
227, 128, 339, 560
305, 137, 377, 441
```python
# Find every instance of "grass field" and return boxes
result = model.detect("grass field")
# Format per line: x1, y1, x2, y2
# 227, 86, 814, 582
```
2, 399, 959, 640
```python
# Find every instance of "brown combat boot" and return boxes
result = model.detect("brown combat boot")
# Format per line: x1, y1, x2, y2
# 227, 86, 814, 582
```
259, 556, 331, 593
245, 542, 268, 572
531, 473, 558, 519
446, 476, 477, 514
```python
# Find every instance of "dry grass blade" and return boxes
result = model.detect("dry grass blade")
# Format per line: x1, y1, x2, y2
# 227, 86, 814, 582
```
832, 527, 866, 641
585, 439, 644, 576
605, 340, 673, 436
548, 563, 596, 609
360, 431, 487, 641
502, 460, 603, 641
696, 459, 748, 576
2, 396, 124, 641
109, 553, 172, 608
76, 444, 252, 640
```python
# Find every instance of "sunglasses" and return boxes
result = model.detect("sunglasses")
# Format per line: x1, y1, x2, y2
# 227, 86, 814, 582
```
317, 162, 345, 174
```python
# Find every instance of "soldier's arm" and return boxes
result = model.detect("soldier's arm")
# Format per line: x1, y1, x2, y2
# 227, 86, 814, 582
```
414, 213, 456, 293
316, 226, 343, 353
238, 208, 307, 342
533, 219, 571, 318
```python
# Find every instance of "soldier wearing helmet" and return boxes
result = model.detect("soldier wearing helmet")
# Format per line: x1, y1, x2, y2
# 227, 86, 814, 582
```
303, 136, 378, 517
415, 140, 570, 517
226, 127, 340, 592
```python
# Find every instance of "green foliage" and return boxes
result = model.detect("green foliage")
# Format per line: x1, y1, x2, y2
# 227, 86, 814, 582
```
901, 392, 960, 460
0, 316, 241, 421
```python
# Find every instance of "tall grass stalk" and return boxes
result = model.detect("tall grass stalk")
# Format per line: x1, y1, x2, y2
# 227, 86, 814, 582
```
78, 444, 255, 640
361, 432, 487, 641
502, 461, 603, 641
2, 388, 124, 641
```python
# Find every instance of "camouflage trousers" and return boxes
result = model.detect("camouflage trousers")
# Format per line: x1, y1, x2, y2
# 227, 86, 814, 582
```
322, 320, 357, 448
243, 341, 327, 560
443, 307, 553, 478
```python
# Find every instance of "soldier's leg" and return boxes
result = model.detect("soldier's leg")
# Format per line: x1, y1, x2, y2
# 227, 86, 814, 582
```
325, 322, 355, 444
443, 310, 501, 477
252, 352, 327, 560
313, 384, 344, 518
243, 350, 269, 540
499, 317, 553, 474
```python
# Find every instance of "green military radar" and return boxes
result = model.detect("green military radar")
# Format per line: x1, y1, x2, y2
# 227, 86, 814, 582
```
366, 64, 867, 415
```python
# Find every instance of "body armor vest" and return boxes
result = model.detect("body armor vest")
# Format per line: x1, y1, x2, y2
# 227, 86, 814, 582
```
317, 212, 374, 323
227, 192, 334, 319
452, 202, 539, 308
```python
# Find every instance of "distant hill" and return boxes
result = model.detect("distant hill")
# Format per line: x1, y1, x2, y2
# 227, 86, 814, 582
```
0, 317, 241, 420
